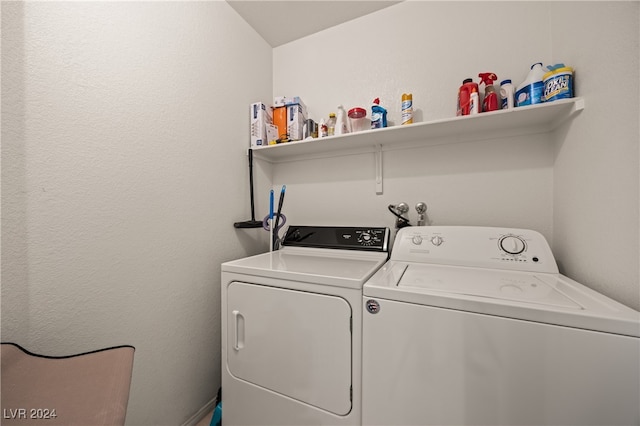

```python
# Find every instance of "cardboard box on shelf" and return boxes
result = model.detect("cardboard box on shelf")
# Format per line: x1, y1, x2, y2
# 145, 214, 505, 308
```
287, 104, 307, 141
250, 102, 272, 147
272, 103, 308, 142
274, 96, 308, 112
266, 124, 279, 145
272, 106, 288, 141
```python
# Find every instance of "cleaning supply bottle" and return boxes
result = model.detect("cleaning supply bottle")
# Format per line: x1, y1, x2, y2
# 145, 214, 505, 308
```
371, 98, 388, 129
335, 105, 350, 135
326, 112, 336, 136
469, 87, 479, 115
318, 118, 328, 138
500, 79, 515, 109
479, 73, 499, 112
401, 93, 413, 125
457, 78, 479, 116
515, 62, 548, 107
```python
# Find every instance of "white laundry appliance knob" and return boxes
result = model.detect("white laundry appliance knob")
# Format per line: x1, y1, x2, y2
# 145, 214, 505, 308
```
430, 235, 443, 246
499, 235, 526, 254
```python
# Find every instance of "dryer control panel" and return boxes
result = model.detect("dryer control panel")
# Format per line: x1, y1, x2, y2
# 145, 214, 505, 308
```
283, 226, 390, 252
391, 226, 558, 273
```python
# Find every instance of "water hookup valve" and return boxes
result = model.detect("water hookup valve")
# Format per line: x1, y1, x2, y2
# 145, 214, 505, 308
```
388, 202, 410, 229
388, 202, 428, 229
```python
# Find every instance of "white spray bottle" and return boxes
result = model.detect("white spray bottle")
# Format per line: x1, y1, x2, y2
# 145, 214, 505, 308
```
335, 105, 350, 135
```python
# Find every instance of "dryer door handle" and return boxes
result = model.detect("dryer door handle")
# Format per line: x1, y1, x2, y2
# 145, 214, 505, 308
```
232, 310, 245, 351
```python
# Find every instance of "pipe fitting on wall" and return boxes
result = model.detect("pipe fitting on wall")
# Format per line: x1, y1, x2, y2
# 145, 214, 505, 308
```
388, 203, 410, 229
415, 202, 427, 226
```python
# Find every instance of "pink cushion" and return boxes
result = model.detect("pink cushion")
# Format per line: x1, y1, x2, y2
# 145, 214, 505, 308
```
1, 343, 134, 426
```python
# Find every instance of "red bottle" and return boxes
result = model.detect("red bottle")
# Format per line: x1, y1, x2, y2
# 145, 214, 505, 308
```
479, 72, 499, 112
457, 78, 479, 116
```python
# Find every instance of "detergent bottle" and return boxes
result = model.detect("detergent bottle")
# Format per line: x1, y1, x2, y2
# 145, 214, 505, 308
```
500, 79, 515, 109
457, 78, 479, 116
479, 73, 499, 112
515, 62, 548, 107
371, 98, 388, 129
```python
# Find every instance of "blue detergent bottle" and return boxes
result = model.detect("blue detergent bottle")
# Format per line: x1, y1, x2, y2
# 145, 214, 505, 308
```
515, 62, 548, 107
371, 98, 387, 129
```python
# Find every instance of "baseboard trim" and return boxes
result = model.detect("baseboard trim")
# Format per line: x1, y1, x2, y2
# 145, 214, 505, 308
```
181, 397, 217, 426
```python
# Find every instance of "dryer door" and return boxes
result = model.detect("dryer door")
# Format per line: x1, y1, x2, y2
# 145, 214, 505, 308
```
227, 281, 352, 415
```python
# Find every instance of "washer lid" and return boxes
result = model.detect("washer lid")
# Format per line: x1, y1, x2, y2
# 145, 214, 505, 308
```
364, 262, 640, 337
222, 246, 388, 289
399, 264, 581, 309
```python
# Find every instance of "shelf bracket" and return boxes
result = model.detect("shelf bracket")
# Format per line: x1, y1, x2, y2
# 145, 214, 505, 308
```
571, 97, 586, 114
375, 144, 383, 195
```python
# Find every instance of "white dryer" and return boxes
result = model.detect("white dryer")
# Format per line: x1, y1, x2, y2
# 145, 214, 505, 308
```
362, 226, 639, 426
221, 225, 389, 426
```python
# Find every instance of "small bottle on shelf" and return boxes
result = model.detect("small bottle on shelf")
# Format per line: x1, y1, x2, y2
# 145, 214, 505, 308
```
327, 113, 336, 136
469, 87, 479, 115
401, 93, 413, 125
335, 105, 350, 135
318, 118, 328, 138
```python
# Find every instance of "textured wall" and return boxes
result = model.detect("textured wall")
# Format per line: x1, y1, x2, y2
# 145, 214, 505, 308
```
272, 3, 554, 247
2, 5, 638, 426
272, 1, 639, 310
1, 2, 272, 424
551, 2, 640, 309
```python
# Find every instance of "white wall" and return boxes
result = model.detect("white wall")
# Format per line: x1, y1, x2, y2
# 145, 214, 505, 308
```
272, 1, 639, 310
2, 3, 638, 426
551, 2, 639, 310
272, 3, 554, 233
1, 2, 272, 425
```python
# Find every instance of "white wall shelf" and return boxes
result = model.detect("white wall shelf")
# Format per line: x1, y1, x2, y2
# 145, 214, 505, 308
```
251, 97, 585, 164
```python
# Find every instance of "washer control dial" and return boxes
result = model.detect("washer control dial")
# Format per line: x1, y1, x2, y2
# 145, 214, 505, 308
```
499, 235, 526, 255
412, 235, 423, 245
431, 235, 444, 246
358, 231, 373, 245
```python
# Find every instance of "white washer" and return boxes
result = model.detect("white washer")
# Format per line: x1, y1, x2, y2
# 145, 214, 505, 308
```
222, 226, 389, 426
363, 226, 639, 426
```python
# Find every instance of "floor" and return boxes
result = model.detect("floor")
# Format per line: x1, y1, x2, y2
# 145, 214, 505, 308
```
194, 409, 213, 426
